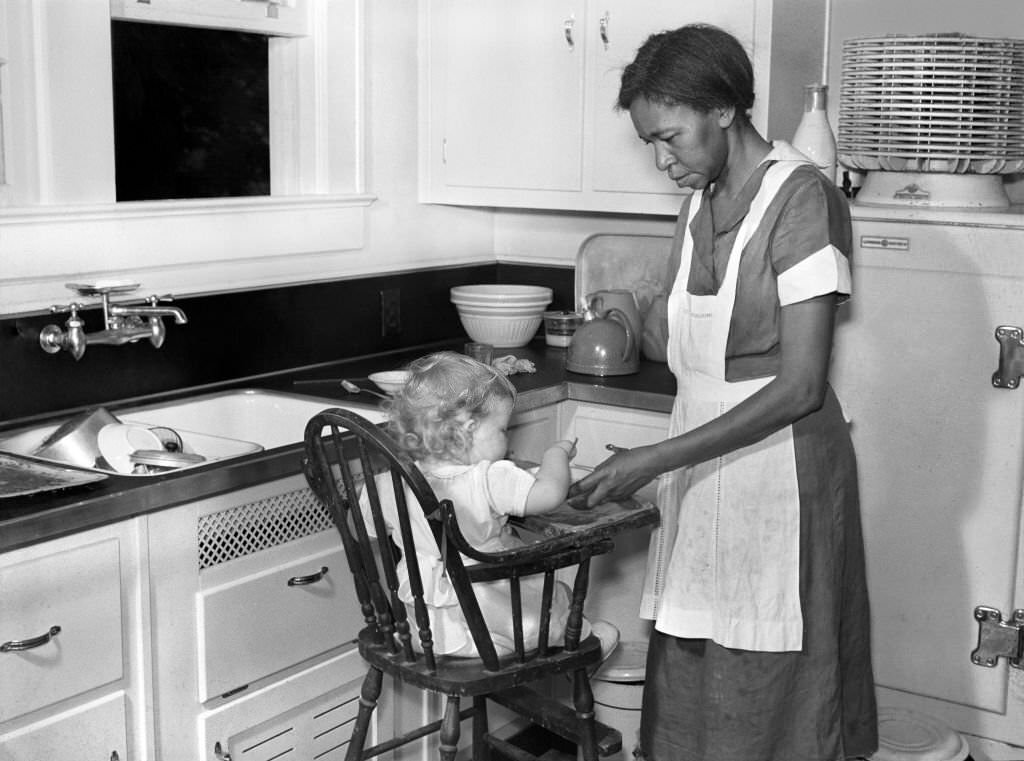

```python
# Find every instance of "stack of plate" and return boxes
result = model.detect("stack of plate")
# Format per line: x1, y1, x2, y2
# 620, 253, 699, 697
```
838, 34, 1024, 174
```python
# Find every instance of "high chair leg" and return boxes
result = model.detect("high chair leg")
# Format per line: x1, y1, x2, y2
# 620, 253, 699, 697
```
346, 667, 383, 761
472, 695, 491, 761
439, 695, 462, 761
572, 668, 598, 761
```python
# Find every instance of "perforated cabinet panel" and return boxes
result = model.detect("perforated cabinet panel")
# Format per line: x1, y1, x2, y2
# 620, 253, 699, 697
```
197, 485, 334, 570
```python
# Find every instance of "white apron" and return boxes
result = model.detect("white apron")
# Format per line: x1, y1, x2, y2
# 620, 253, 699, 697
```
640, 159, 807, 652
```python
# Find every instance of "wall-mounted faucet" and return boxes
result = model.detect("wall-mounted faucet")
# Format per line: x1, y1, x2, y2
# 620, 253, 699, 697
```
39, 282, 188, 360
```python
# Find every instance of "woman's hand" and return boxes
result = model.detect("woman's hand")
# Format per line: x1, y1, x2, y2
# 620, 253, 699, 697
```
567, 446, 660, 509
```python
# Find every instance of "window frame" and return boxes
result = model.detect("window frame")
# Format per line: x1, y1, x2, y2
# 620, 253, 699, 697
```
0, 0, 372, 317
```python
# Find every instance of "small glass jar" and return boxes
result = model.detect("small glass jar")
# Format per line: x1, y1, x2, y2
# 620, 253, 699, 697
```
543, 310, 583, 348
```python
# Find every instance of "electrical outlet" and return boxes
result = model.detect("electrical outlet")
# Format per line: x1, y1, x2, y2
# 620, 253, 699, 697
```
380, 288, 401, 337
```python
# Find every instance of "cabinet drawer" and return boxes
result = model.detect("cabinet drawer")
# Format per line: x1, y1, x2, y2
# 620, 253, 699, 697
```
200, 650, 372, 761
0, 692, 127, 761
198, 542, 361, 700
0, 538, 123, 722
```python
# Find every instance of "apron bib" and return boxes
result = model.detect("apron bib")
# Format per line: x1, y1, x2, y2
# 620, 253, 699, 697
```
641, 160, 807, 652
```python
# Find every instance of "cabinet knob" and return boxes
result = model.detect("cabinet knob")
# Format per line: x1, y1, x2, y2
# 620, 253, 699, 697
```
599, 11, 610, 49
214, 741, 232, 761
563, 16, 575, 50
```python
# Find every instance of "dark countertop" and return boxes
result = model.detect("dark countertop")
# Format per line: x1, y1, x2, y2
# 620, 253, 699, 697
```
0, 339, 676, 553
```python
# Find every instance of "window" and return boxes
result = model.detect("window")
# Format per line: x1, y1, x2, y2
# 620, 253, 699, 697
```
0, 0, 371, 316
111, 21, 271, 202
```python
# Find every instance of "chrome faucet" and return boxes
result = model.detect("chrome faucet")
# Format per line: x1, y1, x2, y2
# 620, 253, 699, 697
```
39, 283, 188, 360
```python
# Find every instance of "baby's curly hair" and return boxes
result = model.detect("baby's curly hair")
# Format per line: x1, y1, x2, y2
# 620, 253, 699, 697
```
387, 351, 516, 462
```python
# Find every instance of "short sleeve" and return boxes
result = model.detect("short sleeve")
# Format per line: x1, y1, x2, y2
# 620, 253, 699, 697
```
771, 170, 853, 306
481, 460, 536, 518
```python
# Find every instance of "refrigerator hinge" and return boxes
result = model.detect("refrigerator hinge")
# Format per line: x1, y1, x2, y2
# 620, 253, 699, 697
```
972, 606, 1024, 668
992, 326, 1024, 389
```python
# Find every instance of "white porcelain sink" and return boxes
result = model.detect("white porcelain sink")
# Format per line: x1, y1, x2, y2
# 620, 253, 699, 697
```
116, 388, 388, 450
0, 389, 388, 477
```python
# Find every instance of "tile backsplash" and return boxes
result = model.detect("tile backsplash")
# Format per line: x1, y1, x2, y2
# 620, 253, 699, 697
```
0, 263, 574, 423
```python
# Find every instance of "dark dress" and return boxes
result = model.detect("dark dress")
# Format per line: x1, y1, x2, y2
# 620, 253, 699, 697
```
637, 145, 878, 761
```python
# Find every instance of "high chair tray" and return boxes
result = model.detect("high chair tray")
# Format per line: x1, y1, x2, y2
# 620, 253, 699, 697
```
513, 498, 659, 540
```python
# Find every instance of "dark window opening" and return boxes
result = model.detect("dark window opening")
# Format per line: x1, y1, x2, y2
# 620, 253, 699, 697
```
111, 20, 271, 202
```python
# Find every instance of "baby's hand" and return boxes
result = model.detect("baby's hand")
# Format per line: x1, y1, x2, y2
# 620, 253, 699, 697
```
551, 438, 577, 459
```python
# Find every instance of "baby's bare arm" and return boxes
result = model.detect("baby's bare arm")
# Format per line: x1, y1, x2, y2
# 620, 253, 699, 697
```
524, 439, 577, 514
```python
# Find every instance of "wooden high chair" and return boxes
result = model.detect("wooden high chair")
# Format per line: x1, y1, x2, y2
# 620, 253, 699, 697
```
302, 408, 657, 761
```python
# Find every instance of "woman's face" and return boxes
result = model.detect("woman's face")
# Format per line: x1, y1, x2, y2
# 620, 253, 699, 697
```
629, 97, 731, 191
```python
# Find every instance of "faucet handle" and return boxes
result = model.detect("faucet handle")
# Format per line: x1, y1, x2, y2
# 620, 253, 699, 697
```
145, 293, 177, 305
49, 301, 82, 315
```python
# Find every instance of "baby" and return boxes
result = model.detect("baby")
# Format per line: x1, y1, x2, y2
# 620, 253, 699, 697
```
372, 350, 617, 659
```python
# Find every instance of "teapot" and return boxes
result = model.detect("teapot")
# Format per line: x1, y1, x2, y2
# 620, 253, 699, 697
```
566, 296, 640, 376
586, 289, 643, 342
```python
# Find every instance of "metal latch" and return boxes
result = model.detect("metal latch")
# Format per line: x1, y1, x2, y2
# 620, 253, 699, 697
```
972, 606, 1023, 668
992, 326, 1024, 389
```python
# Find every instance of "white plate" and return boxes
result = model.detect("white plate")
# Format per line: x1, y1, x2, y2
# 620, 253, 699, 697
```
369, 370, 411, 395
97, 423, 164, 474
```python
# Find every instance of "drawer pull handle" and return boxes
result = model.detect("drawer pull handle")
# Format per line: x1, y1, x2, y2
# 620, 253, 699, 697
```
287, 566, 328, 586
1, 625, 61, 652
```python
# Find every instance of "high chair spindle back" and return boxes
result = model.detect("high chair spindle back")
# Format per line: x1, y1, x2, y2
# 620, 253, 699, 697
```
302, 408, 626, 761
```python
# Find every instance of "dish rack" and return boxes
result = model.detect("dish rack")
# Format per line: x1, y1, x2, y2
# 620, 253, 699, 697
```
838, 34, 1024, 208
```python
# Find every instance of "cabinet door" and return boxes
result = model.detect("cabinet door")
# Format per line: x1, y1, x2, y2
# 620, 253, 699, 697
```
508, 403, 561, 464
585, 0, 755, 196
198, 542, 359, 701
431, 0, 586, 192
831, 220, 1024, 746
0, 692, 127, 761
560, 401, 668, 643
0, 537, 124, 722
200, 651, 375, 761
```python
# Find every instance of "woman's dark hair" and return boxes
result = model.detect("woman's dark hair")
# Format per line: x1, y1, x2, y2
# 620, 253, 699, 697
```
617, 24, 755, 114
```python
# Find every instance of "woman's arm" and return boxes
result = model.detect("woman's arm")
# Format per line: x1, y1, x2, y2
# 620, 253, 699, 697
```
524, 439, 578, 514
568, 293, 837, 507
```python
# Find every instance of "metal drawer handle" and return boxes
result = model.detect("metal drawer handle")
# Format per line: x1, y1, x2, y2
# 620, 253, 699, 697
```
1, 625, 61, 652
564, 16, 575, 50
287, 566, 328, 586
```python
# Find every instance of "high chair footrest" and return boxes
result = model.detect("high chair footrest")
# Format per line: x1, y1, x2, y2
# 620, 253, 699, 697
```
490, 687, 623, 757
484, 735, 547, 761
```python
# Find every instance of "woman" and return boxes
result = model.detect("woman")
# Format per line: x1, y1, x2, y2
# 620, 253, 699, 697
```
569, 24, 878, 761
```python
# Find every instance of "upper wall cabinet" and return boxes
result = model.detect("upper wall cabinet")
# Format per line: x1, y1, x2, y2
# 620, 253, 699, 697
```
419, 0, 827, 215
0, 0, 370, 317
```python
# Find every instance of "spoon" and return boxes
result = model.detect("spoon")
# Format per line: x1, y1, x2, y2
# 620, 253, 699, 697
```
340, 379, 390, 400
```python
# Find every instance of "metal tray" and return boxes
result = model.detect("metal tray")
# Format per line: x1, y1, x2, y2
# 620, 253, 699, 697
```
0, 453, 107, 499
574, 233, 674, 315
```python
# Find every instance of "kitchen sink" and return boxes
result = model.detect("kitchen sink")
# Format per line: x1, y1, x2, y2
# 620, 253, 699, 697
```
0, 389, 388, 477
116, 388, 388, 450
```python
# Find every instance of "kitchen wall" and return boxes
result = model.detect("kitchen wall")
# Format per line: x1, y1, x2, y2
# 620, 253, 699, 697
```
4, 0, 1023, 422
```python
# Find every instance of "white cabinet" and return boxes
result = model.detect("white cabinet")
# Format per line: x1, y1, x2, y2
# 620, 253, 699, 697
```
561, 401, 668, 643
511, 400, 669, 644
0, 521, 147, 761
148, 473, 382, 760
508, 402, 563, 463
420, 0, 827, 214
199, 651, 374, 761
